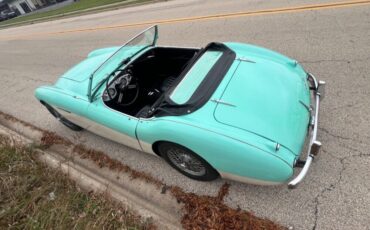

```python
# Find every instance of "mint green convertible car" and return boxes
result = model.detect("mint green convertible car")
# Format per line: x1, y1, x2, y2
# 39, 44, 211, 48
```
35, 26, 325, 188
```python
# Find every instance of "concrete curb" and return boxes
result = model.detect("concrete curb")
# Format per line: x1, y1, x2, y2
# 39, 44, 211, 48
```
0, 114, 182, 229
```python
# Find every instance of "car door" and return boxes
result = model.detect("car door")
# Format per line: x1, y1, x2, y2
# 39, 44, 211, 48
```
85, 97, 142, 151
81, 25, 159, 151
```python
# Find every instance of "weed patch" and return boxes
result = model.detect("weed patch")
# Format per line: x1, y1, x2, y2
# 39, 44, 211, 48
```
0, 111, 286, 229
0, 135, 155, 229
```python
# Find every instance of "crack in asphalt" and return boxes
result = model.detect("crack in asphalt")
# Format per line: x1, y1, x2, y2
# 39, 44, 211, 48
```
319, 127, 370, 147
312, 158, 346, 230
312, 155, 344, 230
319, 127, 351, 141
311, 149, 370, 230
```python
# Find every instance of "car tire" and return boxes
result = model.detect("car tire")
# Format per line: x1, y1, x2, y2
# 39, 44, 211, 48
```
158, 142, 219, 181
43, 102, 83, 132
58, 117, 84, 132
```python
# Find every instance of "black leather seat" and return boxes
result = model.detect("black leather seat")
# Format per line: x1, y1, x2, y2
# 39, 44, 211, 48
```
161, 76, 176, 92
136, 105, 151, 118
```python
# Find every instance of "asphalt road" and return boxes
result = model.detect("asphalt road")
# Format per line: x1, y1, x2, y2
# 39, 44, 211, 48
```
1, 0, 369, 229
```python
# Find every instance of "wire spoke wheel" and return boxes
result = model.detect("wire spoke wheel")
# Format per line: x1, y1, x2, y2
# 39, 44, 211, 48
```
167, 147, 206, 176
158, 142, 219, 181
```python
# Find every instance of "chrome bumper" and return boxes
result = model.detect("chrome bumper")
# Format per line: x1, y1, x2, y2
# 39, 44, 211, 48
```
288, 73, 325, 189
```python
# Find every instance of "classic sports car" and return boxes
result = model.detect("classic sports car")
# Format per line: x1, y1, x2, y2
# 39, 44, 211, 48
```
35, 25, 325, 188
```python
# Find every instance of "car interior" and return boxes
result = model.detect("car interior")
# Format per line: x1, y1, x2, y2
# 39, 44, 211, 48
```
102, 47, 199, 118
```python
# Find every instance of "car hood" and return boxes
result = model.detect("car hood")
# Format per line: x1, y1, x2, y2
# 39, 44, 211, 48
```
214, 43, 311, 155
54, 46, 137, 97
59, 46, 120, 83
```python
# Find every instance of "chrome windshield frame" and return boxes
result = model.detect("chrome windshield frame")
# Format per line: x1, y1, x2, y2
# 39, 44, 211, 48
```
87, 25, 158, 102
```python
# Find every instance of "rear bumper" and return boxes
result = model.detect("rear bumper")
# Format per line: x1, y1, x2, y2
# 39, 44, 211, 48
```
288, 73, 325, 189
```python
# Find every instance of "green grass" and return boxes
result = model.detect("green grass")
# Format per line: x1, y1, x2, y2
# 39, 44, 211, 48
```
0, 139, 154, 229
0, 0, 153, 27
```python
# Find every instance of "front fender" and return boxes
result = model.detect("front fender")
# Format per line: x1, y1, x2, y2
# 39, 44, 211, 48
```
35, 86, 89, 117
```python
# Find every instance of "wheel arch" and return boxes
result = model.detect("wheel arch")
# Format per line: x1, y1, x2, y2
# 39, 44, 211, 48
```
151, 140, 221, 176
152, 140, 212, 161
152, 140, 166, 157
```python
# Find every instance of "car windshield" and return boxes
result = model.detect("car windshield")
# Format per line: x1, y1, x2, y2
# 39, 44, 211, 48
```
169, 50, 223, 104
89, 26, 157, 97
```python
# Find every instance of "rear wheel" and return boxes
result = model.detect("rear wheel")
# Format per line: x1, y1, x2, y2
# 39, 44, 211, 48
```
158, 142, 219, 181
43, 103, 83, 132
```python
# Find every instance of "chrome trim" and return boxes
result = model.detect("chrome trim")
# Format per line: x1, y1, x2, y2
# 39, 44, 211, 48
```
310, 115, 315, 126
92, 25, 158, 78
89, 25, 158, 102
275, 143, 281, 151
236, 57, 256, 63
318, 80, 326, 100
288, 73, 324, 189
210, 99, 236, 107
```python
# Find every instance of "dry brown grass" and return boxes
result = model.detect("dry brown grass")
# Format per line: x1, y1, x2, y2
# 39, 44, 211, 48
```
170, 184, 284, 230
0, 135, 155, 230
0, 111, 286, 230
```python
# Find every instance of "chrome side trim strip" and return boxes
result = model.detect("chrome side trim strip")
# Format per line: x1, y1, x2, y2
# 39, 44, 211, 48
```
288, 73, 325, 189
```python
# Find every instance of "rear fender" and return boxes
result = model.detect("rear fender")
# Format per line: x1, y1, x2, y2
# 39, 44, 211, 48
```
137, 118, 294, 183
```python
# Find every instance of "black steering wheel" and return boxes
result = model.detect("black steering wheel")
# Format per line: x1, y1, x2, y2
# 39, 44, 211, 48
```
103, 68, 139, 106
116, 73, 140, 106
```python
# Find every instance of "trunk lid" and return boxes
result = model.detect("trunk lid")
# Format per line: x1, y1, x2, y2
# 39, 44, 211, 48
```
214, 53, 310, 155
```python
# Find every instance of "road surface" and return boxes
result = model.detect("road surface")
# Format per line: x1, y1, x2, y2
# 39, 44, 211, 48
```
0, 0, 369, 229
